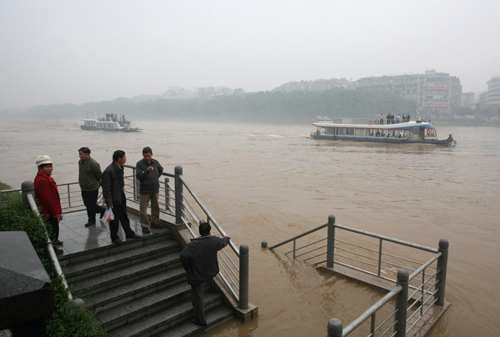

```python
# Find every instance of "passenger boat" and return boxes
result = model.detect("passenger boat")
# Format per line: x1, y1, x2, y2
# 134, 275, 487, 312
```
80, 114, 140, 132
310, 112, 455, 145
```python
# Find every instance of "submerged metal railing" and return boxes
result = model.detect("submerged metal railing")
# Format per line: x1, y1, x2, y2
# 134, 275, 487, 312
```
269, 215, 449, 337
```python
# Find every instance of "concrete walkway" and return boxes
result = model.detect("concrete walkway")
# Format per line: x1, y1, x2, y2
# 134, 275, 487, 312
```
57, 206, 174, 256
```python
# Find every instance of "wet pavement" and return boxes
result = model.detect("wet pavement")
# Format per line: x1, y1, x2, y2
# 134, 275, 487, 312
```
56, 206, 174, 256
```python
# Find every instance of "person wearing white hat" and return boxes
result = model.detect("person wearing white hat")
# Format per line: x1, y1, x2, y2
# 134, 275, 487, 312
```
34, 155, 64, 247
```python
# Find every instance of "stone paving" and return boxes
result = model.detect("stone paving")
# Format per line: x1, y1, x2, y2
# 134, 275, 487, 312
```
56, 207, 174, 256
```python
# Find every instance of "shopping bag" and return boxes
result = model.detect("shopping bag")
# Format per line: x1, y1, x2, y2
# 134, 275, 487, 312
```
104, 207, 115, 221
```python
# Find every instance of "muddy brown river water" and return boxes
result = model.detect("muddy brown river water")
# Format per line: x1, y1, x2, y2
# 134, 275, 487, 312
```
1, 118, 499, 336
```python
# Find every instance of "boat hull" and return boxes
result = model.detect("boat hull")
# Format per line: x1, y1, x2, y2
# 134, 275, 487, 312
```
310, 134, 455, 145
80, 125, 140, 132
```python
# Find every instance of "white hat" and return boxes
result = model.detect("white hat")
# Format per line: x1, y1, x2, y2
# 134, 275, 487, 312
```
36, 155, 52, 166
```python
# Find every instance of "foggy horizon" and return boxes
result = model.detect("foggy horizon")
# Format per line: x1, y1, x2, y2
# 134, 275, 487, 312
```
1, 0, 499, 111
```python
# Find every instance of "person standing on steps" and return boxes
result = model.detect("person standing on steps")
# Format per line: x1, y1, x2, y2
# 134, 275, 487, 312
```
135, 146, 164, 233
78, 147, 106, 227
102, 150, 141, 245
180, 221, 231, 326
34, 155, 64, 249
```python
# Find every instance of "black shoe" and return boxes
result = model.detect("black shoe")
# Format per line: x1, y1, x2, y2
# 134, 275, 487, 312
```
191, 319, 207, 326
113, 238, 123, 245
99, 208, 106, 219
85, 222, 95, 227
126, 234, 142, 239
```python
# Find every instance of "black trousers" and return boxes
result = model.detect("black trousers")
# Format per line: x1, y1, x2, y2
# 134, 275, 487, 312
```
81, 189, 104, 224
191, 283, 206, 324
47, 216, 59, 242
109, 192, 135, 242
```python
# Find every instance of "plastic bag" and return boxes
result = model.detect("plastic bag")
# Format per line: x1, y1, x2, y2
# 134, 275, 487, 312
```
104, 207, 115, 221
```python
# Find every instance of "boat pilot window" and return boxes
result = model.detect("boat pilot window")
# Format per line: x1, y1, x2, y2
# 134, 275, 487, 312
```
346, 128, 354, 136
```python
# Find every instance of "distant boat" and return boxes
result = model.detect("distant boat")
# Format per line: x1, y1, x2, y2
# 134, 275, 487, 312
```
81, 114, 140, 132
311, 111, 456, 145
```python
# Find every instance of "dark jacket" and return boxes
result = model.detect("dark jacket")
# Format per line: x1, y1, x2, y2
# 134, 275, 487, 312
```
136, 158, 163, 194
180, 234, 230, 285
102, 162, 125, 207
78, 157, 102, 191
34, 172, 62, 218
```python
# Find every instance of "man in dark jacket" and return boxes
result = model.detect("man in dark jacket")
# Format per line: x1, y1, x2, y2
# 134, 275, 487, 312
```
78, 147, 106, 227
136, 147, 164, 233
180, 222, 231, 326
102, 150, 141, 245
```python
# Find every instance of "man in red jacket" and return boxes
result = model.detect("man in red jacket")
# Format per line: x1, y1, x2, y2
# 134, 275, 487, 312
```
34, 155, 63, 246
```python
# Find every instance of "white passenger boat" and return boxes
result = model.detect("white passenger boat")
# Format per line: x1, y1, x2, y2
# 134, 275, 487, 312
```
80, 114, 140, 132
311, 112, 455, 145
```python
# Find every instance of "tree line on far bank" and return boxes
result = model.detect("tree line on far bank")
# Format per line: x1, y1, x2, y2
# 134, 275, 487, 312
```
22, 88, 417, 123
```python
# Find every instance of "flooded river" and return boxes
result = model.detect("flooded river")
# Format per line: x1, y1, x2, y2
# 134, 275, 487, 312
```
1, 118, 499, 336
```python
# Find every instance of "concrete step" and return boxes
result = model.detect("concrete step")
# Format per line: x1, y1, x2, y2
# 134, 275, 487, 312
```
71, 251, 181, 298
65, 239, 180, 282
97, 280, 194, 330
155, 304, 234, 337
86, 265, 187, 313
59, 230, 172, 267
106, 290, 230, 337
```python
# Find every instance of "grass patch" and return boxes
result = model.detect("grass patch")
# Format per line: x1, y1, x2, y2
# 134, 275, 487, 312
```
0, 200, 106, 337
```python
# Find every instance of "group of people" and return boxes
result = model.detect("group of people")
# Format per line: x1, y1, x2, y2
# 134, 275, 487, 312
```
379, 113, 410, 124
34, 146, 165, 246
33, 147, 229, 325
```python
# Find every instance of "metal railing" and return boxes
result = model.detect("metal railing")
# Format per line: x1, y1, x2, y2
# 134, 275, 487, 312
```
269, 215, 449, 337
123, 164, 247, 308
0, 187, 22, 205
21, 181, 74, 302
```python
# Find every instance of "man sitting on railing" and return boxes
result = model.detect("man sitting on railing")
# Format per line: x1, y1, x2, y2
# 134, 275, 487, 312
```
180, 222, 231, 326
102, 150, 141, 245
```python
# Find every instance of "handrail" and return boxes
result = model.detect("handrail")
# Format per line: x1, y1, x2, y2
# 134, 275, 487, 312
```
268, 223, 328, 250
334, 223, 438, 253
179, 175, 240, 256
342, 285, 402, 336
26, 193, 73, 301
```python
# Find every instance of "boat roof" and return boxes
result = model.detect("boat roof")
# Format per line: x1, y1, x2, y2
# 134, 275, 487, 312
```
312, 120, 434, 130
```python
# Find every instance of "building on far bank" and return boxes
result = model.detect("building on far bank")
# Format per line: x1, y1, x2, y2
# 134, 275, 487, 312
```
272, 78, 354, 92
461, 92, 475, 109
272, 69, 462, 114
485, 75, 500, 108
356, 69, 462, 114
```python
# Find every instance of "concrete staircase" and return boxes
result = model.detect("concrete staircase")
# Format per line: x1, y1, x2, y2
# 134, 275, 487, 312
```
59, 230, 234, 336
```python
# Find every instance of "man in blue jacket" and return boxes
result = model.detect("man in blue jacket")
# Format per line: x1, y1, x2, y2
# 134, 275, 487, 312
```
180, 222, 231, 326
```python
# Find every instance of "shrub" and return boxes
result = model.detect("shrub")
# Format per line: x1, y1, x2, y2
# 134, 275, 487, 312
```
0, 200, 106, 337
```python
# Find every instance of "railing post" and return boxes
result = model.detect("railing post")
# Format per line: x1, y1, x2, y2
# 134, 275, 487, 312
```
327, 318, 343, 337
239, 244, 249, 310
164, 177, 170, 211
435, 239, 449, 306
174, 166, 184, 225
394, 269, 409, 337
327, 215, 336, 268
22, 181, 35, 205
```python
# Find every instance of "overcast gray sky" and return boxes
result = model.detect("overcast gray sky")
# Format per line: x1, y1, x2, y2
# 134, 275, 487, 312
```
1, 0, 498, 110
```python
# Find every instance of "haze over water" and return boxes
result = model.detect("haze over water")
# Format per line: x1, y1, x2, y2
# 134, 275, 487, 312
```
1, 118, 500, 336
